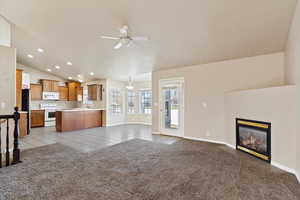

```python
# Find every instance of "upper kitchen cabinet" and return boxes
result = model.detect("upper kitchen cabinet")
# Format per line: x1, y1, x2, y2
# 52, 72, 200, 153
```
67, 82, 81, 101
16, 69, 23, 109
77, 87, 83, 102
88, 84, 102, 101
30, 84, 42, 100
59, 86, 69, 101
41, 79, 59, 92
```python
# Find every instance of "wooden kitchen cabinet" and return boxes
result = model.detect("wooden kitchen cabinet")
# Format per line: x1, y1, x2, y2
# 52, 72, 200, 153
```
16, 69, 23, 109
19, 112, 28, 138
31, 110, 45, 128
30, 84, 43, 100
77, 87, 83, 101
68, 82, 81, 101
41, 79, 59, 92
59, 86, 69, 101
88, 84, 102, 101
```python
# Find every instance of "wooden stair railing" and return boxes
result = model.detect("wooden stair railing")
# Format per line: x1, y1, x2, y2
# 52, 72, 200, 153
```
0, 107, 21, 168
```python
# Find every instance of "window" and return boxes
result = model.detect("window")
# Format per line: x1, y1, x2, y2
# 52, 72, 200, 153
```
110, 88, 122, 114
127, 90, 135, 114
140, 90, 152, 114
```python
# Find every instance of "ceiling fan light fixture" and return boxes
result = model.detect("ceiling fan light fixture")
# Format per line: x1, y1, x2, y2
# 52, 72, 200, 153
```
126, 85, 134, 90
126, 76, 134, 90
114, 42, 123, 49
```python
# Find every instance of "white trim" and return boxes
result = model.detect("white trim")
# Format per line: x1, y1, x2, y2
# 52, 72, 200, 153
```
271, 161, 296, 175
152, 132, 161, 135
106, 122, 126, 127
296, 172, 300, 183
125, 122, 152, 126
107, 122, 152, 127
226, 143, 236, 149
183, 136, 226, 145
158, 77, 185, 138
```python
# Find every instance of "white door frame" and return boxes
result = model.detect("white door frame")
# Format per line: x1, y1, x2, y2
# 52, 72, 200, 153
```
158, 77, 184, 137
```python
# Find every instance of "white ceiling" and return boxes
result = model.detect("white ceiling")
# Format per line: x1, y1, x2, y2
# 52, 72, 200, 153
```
0, 0, 297, 81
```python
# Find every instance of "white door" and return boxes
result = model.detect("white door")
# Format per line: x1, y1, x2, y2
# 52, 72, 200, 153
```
159, 78, 184, 137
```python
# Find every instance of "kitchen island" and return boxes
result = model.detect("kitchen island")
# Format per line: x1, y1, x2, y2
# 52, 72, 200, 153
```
56, 109, 106, 132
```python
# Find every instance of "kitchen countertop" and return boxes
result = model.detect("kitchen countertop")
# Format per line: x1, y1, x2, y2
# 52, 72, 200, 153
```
56, 108, 105, 112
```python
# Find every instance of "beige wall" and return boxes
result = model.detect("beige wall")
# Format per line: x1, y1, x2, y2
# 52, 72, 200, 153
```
0, 16, 11, 47
152, 53, 285, 141
285, 0, 300, 180
17, 63, 66, 83
0, 45, 16, 155
0, 46, 16, 114
225, 86, 296, 170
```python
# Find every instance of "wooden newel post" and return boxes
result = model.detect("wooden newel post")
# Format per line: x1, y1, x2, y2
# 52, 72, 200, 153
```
12, 107, 21, 165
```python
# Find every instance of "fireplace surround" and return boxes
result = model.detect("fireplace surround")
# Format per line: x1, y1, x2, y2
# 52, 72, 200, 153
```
236, 118, 271, 163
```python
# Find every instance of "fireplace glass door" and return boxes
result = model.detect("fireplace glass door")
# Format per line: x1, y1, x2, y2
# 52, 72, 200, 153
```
236, 119, 271, 163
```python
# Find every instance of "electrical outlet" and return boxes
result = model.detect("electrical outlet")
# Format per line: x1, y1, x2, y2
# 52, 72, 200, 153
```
206, 130, 211, 137
1, 102, 5, 109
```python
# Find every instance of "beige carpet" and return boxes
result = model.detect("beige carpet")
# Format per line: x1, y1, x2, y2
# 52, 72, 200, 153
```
0, 139, 299, 200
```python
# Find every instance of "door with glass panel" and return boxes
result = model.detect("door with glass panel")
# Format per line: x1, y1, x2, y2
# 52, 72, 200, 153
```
159, 78, 184, 137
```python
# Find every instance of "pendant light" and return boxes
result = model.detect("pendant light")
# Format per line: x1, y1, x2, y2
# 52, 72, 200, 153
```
126, 76, 134, 90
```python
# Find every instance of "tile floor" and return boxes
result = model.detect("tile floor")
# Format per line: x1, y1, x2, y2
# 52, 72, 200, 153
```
20, 125, 178, 153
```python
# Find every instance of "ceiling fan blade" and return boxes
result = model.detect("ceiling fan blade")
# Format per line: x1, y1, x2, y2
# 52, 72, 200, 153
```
101, 36, 119, 40
120, 25, 129, 36
114, 42, 123, 49
131, 36, 149, 41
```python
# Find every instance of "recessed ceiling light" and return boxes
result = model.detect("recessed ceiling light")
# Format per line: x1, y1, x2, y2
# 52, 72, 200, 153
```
37, 48, 44, 53
67, 61, 72, 66
55, 65, 60, 69
68, 77, 72, 80
78, 79, 83, 83
27, 54, 34, 58
90, 72, 94, 76
47, 69, 52, 72
77, 74, 82, 77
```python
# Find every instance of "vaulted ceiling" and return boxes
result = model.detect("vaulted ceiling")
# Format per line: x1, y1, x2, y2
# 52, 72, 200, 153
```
0, 0, 297, 81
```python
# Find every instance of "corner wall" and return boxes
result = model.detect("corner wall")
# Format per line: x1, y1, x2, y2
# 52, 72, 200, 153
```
285, 0, 300, 181
0, 45, 16, 155
0, 16, 11, 47
225, 86, 296, 171
0, 46, 16, 114
152, 53, 285, 142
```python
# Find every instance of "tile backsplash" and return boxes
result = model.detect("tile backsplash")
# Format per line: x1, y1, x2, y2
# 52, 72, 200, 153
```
30, 101, 78, 110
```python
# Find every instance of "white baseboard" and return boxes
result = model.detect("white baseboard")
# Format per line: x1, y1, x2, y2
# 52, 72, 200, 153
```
226, 143, 236, 149
106, 122, 126, 127
106, 122, 152, 127
152, 132, 161, 135
183, 136, 226, 145
125, 122, 152, 126
271, 161, 296, 175
296, 172, 300, 183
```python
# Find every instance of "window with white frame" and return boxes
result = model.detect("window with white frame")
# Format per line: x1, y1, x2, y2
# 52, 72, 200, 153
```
140, 90, 152, 114
127, 90, 135, 114
110, 88, 122, 114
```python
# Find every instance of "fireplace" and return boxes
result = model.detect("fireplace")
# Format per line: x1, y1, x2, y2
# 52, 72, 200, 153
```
236, 118, 271, 163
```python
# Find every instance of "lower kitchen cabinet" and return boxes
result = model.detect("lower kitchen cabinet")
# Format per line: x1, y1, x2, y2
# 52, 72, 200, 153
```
31, 110, 45, 128
19, 112, 28, 137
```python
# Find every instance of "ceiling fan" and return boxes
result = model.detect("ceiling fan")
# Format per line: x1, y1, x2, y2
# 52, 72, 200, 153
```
101, 25, 149, 49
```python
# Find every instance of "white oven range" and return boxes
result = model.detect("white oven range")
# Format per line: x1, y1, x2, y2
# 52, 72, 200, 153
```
40, 103, 57, 127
